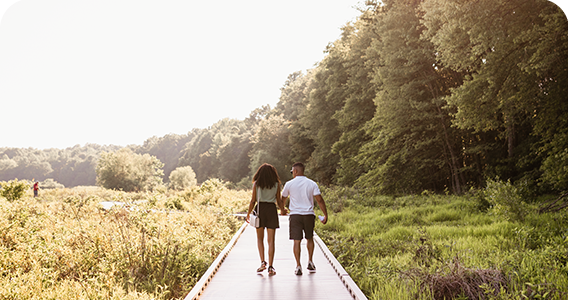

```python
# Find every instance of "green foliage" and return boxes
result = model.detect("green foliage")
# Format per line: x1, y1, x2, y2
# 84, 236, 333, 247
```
1, 0, 567, 196
484, 178, 530, 222
0, 144, 121, 187
0, 179, 28, 201
96, 148, 164, 192
349, 0, 465, 194
299, 51, 347, 184
178, 118, 255, 184
249, 115, 292, 181
273, 71, 314, 177
135, 133, 194, 180
541, 148, 568, 191
168, 166, 197, 190
331, 19, 377, 186
317, 188, 568, 299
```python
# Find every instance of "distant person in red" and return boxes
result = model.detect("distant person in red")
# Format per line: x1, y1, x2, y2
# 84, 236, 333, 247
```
33, 181, 39, 197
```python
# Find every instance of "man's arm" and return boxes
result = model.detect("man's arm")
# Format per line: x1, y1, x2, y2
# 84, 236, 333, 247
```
314, 194, 328, 224
277, 183, 288, 215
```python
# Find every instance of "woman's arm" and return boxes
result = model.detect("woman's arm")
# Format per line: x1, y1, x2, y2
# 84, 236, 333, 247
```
246, 182, 257, 223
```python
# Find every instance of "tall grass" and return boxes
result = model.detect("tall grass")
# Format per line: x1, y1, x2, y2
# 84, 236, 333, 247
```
316, 186, 568, 300
0, 179, 249, 299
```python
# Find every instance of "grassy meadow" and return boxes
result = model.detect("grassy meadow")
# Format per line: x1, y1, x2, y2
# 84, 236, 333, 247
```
316, 186, 568, 300
0, 180, 249, 300
2, 178, 567, 299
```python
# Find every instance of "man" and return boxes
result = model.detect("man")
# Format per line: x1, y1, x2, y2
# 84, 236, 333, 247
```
281, 162, 328, 275
33, 181, 39, 197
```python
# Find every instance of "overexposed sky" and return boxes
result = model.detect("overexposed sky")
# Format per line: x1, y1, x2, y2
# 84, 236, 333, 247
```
0, 0, 365, 149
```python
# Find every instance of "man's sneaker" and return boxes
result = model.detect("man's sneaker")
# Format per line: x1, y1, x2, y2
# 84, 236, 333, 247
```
307, 261, 316, 272
268, 266, 276, 276
295, 266, 303, 275
257, 261, 267, 272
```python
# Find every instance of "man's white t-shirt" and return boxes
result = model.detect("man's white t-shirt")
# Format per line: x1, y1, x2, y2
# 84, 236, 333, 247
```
281, 176, 321, 215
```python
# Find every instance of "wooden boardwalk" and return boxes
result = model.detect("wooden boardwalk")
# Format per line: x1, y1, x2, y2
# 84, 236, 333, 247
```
185, 216, 367, 300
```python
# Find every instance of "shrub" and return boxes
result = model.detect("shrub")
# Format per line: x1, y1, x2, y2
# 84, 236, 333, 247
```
0, 179, 28, 201
484, 178, 529, 222
168, 166, 197, 190
40, 178, 65, 189
541, 148, 568, 191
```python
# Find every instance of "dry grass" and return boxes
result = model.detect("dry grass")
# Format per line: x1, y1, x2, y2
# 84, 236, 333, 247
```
0, 180, 250, 299
403, 257, 507, 300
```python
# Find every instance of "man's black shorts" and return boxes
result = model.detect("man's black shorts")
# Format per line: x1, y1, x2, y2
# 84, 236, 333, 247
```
289, 214, 316, 240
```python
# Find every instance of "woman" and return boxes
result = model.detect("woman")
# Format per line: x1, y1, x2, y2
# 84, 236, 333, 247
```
246, 163, 287, 276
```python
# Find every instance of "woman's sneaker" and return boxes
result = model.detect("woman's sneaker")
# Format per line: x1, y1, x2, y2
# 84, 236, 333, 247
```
268, 266, 276, 276
307, 261, 316, 272
295, 266, 303, 275
257, 261, 267, 272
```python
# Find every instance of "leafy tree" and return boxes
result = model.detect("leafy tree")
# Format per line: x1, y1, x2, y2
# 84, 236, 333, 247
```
0, 144, 120, 187
274, 72, 310, 122
274, 71, 315, 168
217, 132, 253, 183
178, 129, 214, 183
96, 148, 164, 192
168, 166, 197, 190
0, 154, 17, 171
300, 53, 347, 185
249, 115, 292, 182
421, 0, 566, 186
178, 118, 255, 184
521, 3, 568, 191
356, 0, 465, 194
135, 133, 193, 181
331, 15, 378, 186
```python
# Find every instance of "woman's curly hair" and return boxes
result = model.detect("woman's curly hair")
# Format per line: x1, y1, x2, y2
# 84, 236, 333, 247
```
253, 163, 281, 189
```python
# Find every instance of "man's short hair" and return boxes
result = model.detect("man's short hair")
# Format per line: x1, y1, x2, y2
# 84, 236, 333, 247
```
292, 162, 305, 173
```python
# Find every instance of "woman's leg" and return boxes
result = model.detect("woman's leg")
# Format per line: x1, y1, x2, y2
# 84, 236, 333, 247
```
256, 227, 265, 263
266, 228, 276, 267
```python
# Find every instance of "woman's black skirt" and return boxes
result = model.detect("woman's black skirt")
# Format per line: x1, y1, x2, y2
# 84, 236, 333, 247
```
254, 202, 279, 229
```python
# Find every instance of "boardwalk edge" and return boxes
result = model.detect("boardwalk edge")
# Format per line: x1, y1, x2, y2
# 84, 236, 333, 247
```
184, 221, 248, 300
313, 232, 368, 300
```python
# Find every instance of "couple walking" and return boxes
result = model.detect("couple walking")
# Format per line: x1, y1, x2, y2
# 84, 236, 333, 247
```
245, 162, 328, 276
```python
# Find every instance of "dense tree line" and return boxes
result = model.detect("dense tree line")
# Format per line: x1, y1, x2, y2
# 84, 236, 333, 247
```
1, 0, 566, 195
0, 144, 121, 187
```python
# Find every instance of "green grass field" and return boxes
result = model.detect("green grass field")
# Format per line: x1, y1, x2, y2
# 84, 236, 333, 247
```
316, 187, 568, 299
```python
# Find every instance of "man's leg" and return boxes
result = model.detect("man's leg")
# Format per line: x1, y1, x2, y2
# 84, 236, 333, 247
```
293, 239, 302, 267
307, 237, 315, 263
305, 215, 317, 271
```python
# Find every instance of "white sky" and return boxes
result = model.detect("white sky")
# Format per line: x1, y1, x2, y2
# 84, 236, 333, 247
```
0, 0, 365, 149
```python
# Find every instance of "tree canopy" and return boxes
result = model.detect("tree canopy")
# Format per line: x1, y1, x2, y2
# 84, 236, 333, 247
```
1, 0, 566, 195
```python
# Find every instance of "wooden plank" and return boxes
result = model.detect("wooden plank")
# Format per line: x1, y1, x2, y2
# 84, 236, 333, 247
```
185, 216, 367, 300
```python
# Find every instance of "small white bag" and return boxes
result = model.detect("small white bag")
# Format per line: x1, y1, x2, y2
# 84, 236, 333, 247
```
249, 197, 261, 228
249, 212, 260, 228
